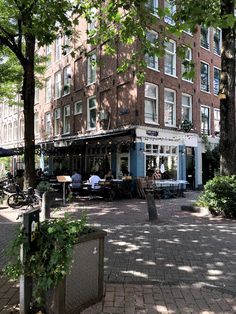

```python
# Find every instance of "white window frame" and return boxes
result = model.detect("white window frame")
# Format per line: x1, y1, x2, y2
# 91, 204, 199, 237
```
63, 105, 70, 134
181, 47, 193, 82
87, 8, 97, 32
200, 26, 210, 50
181, 93, 192, 122
145, 30, 159, 71
164, 0, 176, 25
13, 120, 17, 140
201, 106, 210, 135
46, 45, 52, 66
213, 28, 222, 56
87, 53, 96, 85
55, 71, 61, 99
200, 61, 210, 93
213, 67, 221, 96
146, 0, 158, 16
45, 77, 52, 103
144, 82, 158, 124
54, 108, 61, 136
74, 101, 82, 115
87, 96, 97, 130
164, 88, 176, 127
34, 112, 39, 135
164, 39, 176, 77
63, 35, 71, 55
55, 36, 62, 61
35, 87, 39, 104
45, 112, 51, 135
63, 66, 71, 96
20, 119, 24, 139
214, 108, 220, 134
8, 122, 13, 142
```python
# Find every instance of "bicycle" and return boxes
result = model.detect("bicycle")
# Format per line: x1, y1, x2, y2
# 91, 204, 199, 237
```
7, 184, 41, 209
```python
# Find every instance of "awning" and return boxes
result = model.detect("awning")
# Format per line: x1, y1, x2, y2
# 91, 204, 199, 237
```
0, 147, 17, 157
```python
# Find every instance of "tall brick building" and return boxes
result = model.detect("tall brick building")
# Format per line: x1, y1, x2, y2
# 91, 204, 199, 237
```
0, 2, 221, 187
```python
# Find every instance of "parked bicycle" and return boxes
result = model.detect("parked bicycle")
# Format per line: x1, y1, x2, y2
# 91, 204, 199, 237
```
7, 184, 41, 209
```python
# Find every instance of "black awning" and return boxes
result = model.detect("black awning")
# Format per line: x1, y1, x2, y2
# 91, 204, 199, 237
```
0, 147, 17, 157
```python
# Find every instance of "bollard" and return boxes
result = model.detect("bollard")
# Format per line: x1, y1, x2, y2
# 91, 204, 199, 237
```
146, 190, 158, 221
20, 207, 40, 314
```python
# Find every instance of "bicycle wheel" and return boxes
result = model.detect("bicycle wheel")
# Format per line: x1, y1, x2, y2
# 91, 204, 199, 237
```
7, 194, 25, 209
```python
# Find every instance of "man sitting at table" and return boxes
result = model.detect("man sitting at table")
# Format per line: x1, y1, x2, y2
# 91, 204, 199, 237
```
69, 170, 82, 193
89, 171, 101, 189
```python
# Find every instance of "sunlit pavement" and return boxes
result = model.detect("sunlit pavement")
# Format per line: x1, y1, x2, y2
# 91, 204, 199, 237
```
1, 192, 236, 313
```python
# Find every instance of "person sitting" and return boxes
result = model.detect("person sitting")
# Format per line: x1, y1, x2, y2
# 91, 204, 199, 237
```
15, 169, 24, 190
104, 170, 114, 181
69, 170, 82, 193
89, 171, 101, 189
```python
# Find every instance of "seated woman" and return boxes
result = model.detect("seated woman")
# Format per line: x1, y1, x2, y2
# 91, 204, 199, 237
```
104, 170, 114, 181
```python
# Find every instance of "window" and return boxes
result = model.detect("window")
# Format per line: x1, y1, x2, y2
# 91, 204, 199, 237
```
35, 87, 39, 104
87, 8, 97, 32
63, 66, 71, 95
45, 77, 52, 103
144, 83, 158, 124
200, 26, 209, 49
13, 121, 17, 140
213, 67, 221, 95
74, 101, 82, 115
200, 62, 210, 92
87, 96, 96, 129
146, 0, 158, 15
34, 112, 39, 135
181, 94, 192, 122
164, 88, 176, 126
55, 71, 61, 99
55, 36, 62, 61
164, 0, 176, 25
87, 53, 96, 85
20, 119, 24, 139
181, 47, 192, 82
45, 112, 51, 135
164, 40, 176, 76
3, 124, 7, 142
46, 45, 52, 66
213, 28, 221, 55
8, 123, 13, 141
201, 106, 210, 134
214, 109, 220, 134
63, 105, 70, 134
54, 108, 61, 135
145, 30, 158, 70
63, 35, 71, 55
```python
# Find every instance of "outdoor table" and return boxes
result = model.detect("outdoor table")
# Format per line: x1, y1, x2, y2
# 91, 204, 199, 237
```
153, 180, 188, 198
57, 175, 71, 205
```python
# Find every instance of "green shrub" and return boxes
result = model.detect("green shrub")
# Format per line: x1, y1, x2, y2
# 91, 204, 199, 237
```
197, 175, 236, 218
36, 181, 54, 193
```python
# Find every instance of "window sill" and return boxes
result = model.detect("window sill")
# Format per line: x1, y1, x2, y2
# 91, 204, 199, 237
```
147, 66, 159, 72
164, 73, 177, 79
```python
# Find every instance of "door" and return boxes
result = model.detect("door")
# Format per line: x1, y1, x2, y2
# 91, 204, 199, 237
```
186, 147, 195, 189
117, 153, 130, 178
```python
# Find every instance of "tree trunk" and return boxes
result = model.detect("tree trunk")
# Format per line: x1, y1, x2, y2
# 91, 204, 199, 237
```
22, 34, 36, 188
219, 0, 236, 175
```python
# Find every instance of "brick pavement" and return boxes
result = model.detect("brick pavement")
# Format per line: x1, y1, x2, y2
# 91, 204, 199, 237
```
1, 192, 236, 313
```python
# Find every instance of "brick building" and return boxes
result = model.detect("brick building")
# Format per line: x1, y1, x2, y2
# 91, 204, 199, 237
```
0, 2, 221, 187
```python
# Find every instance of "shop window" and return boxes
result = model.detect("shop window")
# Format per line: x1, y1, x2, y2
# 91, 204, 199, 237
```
146, 144, 152, 153
164, 39, 176, 76
145, 30, 158, 70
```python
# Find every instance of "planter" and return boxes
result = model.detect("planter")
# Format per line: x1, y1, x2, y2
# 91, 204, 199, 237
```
47, 228, 107, 314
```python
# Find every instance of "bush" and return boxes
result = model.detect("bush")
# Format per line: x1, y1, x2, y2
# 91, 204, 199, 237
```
197, 175, 236, 218
36, 181, 54, 194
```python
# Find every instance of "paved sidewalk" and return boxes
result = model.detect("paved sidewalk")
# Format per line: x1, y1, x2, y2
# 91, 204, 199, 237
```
1, 192, 236, 313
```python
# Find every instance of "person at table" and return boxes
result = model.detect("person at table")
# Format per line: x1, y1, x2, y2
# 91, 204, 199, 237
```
104, 170, 114, 181
69, 170, 82, 192
89, 171, 101, 189
153, 169, 162, 180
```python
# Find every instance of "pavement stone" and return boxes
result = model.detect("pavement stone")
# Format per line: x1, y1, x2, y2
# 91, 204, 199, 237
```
1, 191, 236, 313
